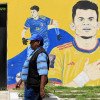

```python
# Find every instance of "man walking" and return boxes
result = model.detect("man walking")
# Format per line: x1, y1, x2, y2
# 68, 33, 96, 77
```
21, 5, 60, 82
16, 34, 49, 100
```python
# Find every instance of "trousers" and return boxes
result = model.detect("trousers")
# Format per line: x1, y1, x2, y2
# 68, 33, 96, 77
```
24, 85, 42, 100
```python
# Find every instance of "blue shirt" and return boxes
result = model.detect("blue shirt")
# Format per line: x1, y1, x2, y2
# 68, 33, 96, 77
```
24, 16, 52, 37
37, 52, 48, 75
21, 46, 48, 81
24, 16, 52, 51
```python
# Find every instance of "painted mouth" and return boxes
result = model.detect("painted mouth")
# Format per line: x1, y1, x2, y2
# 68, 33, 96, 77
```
83, 28, 91, 32
81, 36, 93, 39
83, 28, 91, 31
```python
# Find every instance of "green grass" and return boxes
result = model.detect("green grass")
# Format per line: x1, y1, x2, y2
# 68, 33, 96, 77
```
17, 82, 100, 99
16, 88, 24, 97
45, 82, 100, 99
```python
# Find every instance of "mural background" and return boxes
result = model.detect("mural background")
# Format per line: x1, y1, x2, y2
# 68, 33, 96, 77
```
1, 0, 100, 88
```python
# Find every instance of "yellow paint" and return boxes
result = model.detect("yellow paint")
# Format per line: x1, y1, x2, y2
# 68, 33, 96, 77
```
0, 0, 100, 59
48, 42, 100, 86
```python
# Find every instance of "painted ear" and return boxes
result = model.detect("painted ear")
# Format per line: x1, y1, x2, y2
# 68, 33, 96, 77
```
70, 23, 75, 31
97, 22, 100, 30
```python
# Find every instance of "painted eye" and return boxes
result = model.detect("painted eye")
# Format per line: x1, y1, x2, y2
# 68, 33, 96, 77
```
89, 18, 93, 21
79, 17, 84, 21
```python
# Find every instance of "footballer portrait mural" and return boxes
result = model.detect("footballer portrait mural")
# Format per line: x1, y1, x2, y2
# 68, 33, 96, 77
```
0, 0, 100, 88
48, 0, 100, 87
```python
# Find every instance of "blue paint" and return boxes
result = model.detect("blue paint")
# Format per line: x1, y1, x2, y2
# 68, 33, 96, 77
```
7, 49, 27, 85
7, 28, 74, 85
49, 78, 62, 83
47, 28, 74, 54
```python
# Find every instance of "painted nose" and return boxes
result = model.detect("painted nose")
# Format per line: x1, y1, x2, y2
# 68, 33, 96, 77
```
83, 20, 89, 25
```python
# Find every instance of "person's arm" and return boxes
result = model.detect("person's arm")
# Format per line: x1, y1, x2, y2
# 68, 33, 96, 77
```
44, 16, 61, 41
64, 58, 100, 87
40, 75, 48, 98
37, 52, 49, 98
64, 71, 90, 87
52, 20, 61, 41
52, 20, 58, 28
22, 29, 27, 38
16, 79, 23, 89
22, 29, 28, 45
22, 18, 30, 45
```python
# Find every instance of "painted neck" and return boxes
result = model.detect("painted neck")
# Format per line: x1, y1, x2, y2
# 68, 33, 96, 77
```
34, 15, 39, 20
75, 35, 97, 50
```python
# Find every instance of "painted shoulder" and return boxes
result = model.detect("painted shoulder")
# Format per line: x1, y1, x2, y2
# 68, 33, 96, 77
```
27, 17, 32, 20
39, 15, 46, 19
57, 42, 73, 50
28, 17, 32, 19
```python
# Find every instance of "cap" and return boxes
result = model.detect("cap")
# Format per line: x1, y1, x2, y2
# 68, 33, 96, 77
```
27, 34, 43, 41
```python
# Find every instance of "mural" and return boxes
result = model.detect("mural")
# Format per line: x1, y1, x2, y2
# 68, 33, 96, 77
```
0, 0, 100, 88
48, 0, 100, 87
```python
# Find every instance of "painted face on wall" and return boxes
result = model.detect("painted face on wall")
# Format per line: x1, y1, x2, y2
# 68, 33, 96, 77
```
31, 10, 39, 19
70, 9, 100, 38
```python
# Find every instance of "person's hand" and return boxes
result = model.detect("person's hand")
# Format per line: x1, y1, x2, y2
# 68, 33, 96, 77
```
16, 79, 22, 89
40, 88, 45, 99
57, 34, 61, 41
83, 58, 100, 81
22, 38, 28, 45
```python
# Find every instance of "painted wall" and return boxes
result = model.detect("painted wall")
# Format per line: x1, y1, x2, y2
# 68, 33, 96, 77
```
1, 0, 100, 88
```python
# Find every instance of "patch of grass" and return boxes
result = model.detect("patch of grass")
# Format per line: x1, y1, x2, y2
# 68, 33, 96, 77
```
76, 96, 87, 100
91, 99, 100, 100
45, 82, 55, 93
16, 83, 100, 99
17, 88, 24, 97
45, 83, 100, 99
17, 82, 55, 98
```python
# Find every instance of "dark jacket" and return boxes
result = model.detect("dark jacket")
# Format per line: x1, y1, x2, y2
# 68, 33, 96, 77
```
26, 47, 49, 90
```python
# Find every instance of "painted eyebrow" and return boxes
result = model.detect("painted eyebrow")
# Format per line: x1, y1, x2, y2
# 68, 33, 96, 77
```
88, 17, 94, 19
78, 17, 84, 18
78, 17, 84, 19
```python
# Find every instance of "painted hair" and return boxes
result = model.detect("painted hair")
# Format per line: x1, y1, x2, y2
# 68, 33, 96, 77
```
72, 0, 98, 21
30, 5, 39, 11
